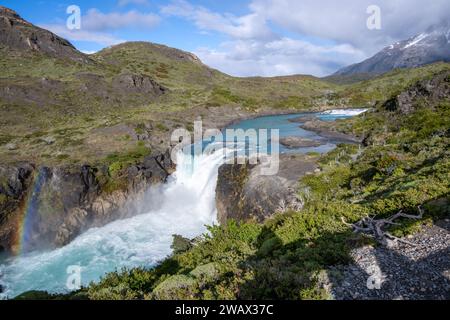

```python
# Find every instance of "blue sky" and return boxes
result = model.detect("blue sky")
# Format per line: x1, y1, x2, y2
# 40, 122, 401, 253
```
2, 0, 449, 76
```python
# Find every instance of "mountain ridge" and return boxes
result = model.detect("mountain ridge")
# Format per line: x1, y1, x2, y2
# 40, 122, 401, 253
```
333, 22, 450, 77
0, 6, 89, 63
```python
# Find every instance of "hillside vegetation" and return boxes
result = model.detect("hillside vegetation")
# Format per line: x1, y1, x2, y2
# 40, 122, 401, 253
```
39, 70, 448, 301
0, 40, 338, 167
331, 62, 450, 106
2, 7, 449, 171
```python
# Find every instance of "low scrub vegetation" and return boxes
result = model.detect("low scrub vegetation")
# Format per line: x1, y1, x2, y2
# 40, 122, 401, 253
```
71, 83, 449, 300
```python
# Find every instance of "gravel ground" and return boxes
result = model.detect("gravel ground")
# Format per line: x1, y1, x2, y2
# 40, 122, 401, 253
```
327, 219, 450, 300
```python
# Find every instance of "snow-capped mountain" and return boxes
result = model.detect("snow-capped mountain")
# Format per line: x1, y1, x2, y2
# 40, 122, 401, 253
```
333, 22, 450, 76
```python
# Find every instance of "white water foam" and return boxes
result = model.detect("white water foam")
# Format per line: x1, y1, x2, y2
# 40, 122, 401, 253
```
0, 109, 362, 298
321, 109, 368, 116
0, 147, 229, 299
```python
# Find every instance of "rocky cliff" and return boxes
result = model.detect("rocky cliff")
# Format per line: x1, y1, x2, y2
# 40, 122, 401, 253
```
0, 151, 174, 254
215, 154, 319, 224
0, 6, 88, 62
382, 70, 450, 114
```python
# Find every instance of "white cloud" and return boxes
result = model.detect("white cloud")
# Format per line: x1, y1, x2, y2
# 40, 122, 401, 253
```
40, 24, 126, 46
80, 50, 99, 55
82, 9, 160, 31
117, 0, 150, 7
163, 0, 450, 76
249, 0, 450, 55
39, 7, 160, 48
161, 0, 275, 41
196, 38, 366, 77
161, 0, 366, 76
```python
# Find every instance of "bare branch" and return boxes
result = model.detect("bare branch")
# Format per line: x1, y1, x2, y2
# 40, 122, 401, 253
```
342, 206, 424, 247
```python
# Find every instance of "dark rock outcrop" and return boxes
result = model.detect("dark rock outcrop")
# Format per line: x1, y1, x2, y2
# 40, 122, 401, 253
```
112, 73, 167, 96
216, 163, 254, 224
0, 163, 35, 252
0, 6, 88, 62
0, 163, 34, 225
216, 154, 319, 224
0, 151, 174, 253
0, 77, 64, 107
382, 70, 450, 114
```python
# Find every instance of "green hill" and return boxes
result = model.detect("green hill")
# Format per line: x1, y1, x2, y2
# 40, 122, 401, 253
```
0, 8, 337, 167
1, 5, 449, 171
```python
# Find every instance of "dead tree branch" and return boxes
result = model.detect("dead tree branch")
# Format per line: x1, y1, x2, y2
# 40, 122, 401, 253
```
342, 206, 424, 247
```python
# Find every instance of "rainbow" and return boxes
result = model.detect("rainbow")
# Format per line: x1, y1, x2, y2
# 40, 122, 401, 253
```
12, 168, 49, 255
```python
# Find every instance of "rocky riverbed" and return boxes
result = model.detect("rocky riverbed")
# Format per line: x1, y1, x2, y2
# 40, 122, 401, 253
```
300, 119, 362, 144
279, 136, 324, 148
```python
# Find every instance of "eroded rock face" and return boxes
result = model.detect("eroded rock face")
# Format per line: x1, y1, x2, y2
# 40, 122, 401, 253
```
383, 70, 450, 114
216, 163, 255, 224
0, 6, 88, 62
112, 73, 167, 96
0, 150, 174, 253
216, 154, 319, 224
0, 163, 34, 249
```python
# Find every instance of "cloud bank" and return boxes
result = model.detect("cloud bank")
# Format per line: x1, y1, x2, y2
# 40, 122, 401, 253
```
162, 0, 450, 76
42, 0, 450, 76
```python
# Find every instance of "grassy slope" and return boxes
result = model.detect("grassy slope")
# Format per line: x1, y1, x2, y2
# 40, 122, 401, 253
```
1, 38, 449, 169
0, 42, 337, 167
73, 73, 449, 301
94, 42, 338, 111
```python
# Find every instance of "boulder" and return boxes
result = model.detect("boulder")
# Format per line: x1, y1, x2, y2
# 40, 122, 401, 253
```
216, 154, 319, 224
41, 136, 55, 145
5, 143, 17, 150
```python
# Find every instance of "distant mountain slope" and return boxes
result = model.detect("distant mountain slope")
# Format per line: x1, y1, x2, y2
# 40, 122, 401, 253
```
333, 22, 450, 77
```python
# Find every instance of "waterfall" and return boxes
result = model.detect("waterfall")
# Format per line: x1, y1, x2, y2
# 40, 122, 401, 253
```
0, 147, 228, 299
0, 109, 360, 299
